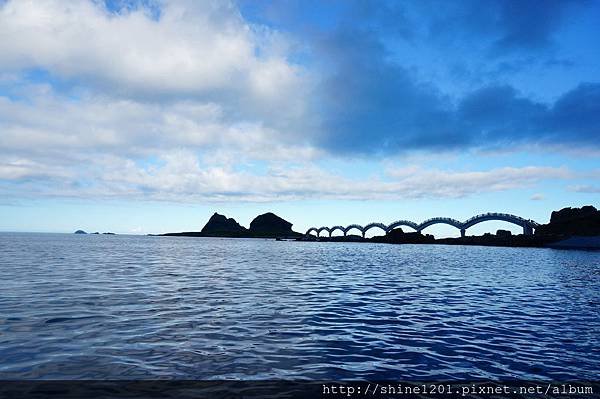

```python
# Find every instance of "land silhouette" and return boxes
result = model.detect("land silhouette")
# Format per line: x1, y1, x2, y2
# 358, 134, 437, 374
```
155, 206, 600, 249
161, 212, 302, 239
74, 206, 599, 249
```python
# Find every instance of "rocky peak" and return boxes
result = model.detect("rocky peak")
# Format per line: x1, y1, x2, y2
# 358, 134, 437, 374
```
201, 213, 247, 234
249, 212, 294, 235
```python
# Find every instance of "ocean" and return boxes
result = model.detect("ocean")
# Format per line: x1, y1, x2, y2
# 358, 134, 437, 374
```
1, 233, 599, 380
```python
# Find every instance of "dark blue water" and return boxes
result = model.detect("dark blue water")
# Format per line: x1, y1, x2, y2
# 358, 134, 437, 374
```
0, 233, 599, 380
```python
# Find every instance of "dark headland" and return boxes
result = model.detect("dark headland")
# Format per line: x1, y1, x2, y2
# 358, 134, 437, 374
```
156, 206, 600, 249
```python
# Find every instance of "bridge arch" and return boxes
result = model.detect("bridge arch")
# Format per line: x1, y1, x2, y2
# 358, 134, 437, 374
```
305, 227, 318, 236
317, 226, 331, 237
462, 213, 538, 235
386, 220, 419, 233
417, 217, 463, 232
329, 226, 345, 236
344, 224, 364, 237
363, 222, 387, 236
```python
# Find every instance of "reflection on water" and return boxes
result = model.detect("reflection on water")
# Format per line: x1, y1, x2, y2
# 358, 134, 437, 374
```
0, 233, 599, 380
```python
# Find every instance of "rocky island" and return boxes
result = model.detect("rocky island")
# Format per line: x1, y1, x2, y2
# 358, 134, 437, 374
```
249, 212, 298, 237
161, 212, 302, 239
74, 230, 116, 235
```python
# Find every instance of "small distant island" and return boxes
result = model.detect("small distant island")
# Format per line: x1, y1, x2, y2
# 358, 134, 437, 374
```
73, 230, 116, 235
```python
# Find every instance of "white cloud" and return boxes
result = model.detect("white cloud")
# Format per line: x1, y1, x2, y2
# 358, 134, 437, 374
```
0, 1, 293, 95
530, 193, 545, 200
0, 88, 316, 162
0, 157, 72, 180
569, 185, 600, 194
0, 149, 576, 202
0, 0, 317, 172
385, 165, 572, 198
0, 0, 313, 132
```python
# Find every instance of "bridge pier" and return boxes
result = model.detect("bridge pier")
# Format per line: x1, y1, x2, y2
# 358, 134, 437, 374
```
460, 229, 465, 238
361, 231, 365, 238
328, 231, 332, 238
523, 225, 533, 236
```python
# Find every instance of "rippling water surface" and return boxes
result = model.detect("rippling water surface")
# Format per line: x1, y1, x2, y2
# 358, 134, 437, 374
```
1, 233, 599, 380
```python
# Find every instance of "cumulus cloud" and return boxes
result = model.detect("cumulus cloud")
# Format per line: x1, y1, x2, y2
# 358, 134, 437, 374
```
0, 0, 311, 132
0, 1, 289, 94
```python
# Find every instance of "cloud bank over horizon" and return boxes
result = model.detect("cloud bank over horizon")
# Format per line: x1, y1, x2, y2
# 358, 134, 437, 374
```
0, 0, 598, 206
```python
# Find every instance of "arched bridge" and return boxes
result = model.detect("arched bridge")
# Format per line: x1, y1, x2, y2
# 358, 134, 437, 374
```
306, 212, 539, 238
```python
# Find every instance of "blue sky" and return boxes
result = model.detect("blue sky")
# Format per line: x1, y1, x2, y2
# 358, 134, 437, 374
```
0, 0, 598, 236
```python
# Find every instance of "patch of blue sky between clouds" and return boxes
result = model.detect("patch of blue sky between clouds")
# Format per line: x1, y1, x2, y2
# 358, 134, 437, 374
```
101, 0, 161, 20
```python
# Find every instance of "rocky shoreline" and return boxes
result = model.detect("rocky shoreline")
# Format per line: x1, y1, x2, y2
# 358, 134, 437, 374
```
305, 231, 599, 249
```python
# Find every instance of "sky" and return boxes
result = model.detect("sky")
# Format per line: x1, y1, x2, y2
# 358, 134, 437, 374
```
0, 0, 598, 236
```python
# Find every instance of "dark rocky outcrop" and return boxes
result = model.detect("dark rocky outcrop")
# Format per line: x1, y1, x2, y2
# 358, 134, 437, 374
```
325, 234, 367, 242
372, 228, 436, 244
74, 230, 87, 234
162, 231, 205, 237
313, 228, 435, 244
162, 211, 300, 238
249, 212, 300, 237
437, 234, 547, 248
200, 213, 248, 236
535, 206, 600, 237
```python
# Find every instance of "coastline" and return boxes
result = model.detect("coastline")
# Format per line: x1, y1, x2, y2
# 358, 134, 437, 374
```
146, 231, 600, 250
299, 233, 600, 250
